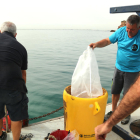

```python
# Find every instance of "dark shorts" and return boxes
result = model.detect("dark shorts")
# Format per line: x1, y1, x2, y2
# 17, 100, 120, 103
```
0, 89, 29, 121
111, 67, 139, 95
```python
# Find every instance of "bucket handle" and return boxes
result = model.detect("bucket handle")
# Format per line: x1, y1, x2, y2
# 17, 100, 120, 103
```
93, 102, 101, 115
48, 135, 57, 140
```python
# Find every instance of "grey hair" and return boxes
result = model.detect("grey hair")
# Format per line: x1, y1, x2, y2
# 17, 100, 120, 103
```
127, 15, 140, 28
0, 22, 17, 36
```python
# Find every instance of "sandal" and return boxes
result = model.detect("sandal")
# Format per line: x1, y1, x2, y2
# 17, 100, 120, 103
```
105, 111, 113, 119
121, 115, 131, 125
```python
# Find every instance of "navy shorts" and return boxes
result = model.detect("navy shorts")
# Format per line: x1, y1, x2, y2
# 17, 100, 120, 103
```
0, 89, 29, 121
111, 67, 139, 95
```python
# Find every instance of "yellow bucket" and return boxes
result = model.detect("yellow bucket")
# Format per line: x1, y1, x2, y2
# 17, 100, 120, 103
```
63, 85, 108, 140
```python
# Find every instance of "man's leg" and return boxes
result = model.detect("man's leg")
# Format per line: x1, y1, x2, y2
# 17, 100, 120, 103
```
112, 94, 120, 111
111, 68, 124, 111
0, 89, 7, 137
105, 67, 124, 118
11, 121, 22, 140
0, 119, 3, 136
0, 118, 7, 139
120, 71, 140, 125
7, 91, 28, 140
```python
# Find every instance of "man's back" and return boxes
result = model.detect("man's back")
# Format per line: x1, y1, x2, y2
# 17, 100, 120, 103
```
0, 31, 27, 93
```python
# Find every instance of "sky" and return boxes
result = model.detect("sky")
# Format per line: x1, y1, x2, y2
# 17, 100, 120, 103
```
0, 0, 140, 30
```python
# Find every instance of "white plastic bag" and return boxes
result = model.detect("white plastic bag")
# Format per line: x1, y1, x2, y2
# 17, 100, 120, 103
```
71, 46, 103, 98
63, 130, 79, 140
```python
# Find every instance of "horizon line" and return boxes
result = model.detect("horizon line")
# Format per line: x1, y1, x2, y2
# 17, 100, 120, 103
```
17, 29, 111, 30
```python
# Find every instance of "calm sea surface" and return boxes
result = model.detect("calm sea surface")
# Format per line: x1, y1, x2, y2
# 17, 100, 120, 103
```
16, 30, 118, 124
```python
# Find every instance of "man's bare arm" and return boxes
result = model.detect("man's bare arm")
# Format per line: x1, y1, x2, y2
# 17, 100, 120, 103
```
89, 38, 111, 49
22, 70, 26, 83
95, 76, 140, 140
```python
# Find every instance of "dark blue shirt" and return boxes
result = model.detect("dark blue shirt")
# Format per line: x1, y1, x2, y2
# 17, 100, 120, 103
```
0, 31, 28, 93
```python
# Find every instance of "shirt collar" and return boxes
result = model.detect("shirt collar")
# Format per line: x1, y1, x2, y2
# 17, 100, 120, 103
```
2, 31, 16, 39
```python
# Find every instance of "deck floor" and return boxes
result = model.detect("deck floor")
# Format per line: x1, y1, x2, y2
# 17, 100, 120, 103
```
7, 103, 140, 140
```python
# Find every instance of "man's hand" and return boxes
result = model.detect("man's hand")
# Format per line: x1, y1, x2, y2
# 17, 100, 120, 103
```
89, 38, 111, 49
95, 122, 113, 140
89, 43, 97, 49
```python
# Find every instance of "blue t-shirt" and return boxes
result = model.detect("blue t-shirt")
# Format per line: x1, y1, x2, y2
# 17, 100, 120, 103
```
109, 26, 140, 72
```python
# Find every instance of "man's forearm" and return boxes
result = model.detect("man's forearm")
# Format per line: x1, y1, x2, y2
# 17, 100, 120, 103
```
95, 38, 111, 48
107, 76, 140, 127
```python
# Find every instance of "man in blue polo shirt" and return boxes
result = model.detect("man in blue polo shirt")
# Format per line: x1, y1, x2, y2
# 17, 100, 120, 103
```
89, 14, 140, 124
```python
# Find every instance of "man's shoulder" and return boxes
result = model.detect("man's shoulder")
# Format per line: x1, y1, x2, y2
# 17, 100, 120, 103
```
117, 26, 126, 33
9, 37, 26, 50
115, 26, 127, 39
14, 40, 27, 54
0, 33, 27, 53
15, 40, 25, 48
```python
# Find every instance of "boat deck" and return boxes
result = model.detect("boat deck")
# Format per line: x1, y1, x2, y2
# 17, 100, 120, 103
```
7, 103, 140, 140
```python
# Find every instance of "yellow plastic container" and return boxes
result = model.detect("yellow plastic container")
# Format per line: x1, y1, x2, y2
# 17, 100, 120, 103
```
63, 85, 108, 140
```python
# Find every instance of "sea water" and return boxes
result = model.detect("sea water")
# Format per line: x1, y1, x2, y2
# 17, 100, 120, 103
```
16, 29, 118, 124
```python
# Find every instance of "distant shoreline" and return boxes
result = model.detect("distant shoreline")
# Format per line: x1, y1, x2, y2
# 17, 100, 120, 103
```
110, 30, 115, 32
110, 20, 126, 32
